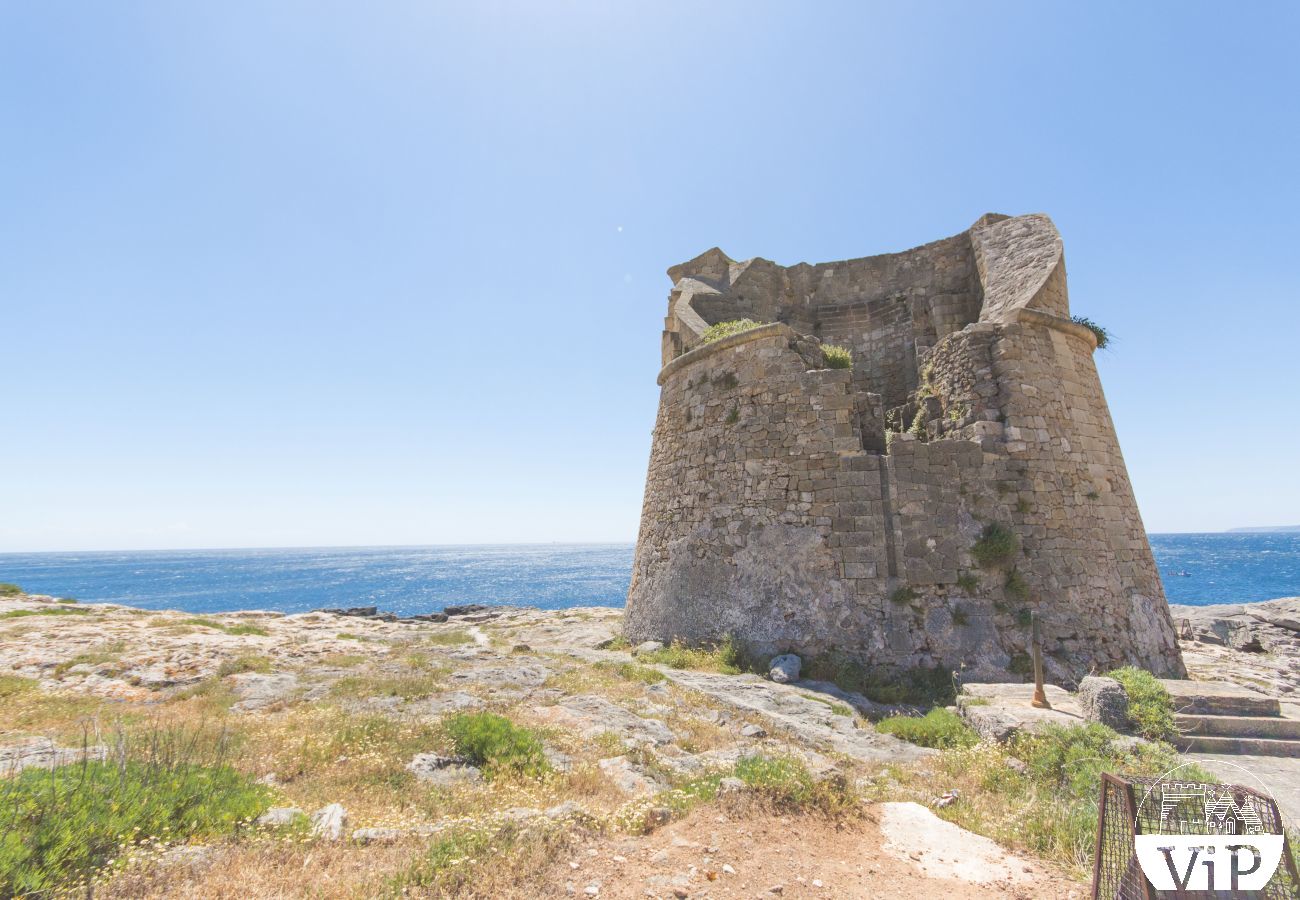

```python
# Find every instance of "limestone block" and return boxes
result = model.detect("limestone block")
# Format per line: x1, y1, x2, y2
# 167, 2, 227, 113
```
1078, 676, 1130, 732
768, 653, 801, 683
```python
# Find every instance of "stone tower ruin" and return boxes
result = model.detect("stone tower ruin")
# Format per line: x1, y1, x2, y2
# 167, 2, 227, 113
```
625, 213, 1185, 683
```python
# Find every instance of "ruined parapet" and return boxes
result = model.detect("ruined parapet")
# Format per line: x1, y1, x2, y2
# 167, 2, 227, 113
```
626, 213, 1185, 684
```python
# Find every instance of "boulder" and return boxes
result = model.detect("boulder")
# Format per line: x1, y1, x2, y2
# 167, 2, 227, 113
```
1078, 676, 1130, 731
319, 607, 377, 618
406, 753, 483, 786
768, 654, 801, 684
256, 806, 304, 827
598, 755, 662, 797
443, 604, 490, 617
633, 640, 664, 656
310, 803, 348, 840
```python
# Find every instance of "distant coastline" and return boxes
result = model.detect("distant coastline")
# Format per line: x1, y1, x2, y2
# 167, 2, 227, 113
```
1226, 525, 1300, 533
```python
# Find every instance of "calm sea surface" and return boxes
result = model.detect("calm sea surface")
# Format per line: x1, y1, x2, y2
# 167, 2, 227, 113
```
0, 534, 1295, 615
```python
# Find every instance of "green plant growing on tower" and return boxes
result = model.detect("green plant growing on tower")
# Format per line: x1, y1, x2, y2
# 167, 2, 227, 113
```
1070, 315, 1110, 349
972, 523, 1018, 567
821, 344, 852, 369
701, 319, 765, 344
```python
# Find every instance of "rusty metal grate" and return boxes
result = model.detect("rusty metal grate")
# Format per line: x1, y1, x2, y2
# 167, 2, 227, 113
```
1093, 773, 1300, 899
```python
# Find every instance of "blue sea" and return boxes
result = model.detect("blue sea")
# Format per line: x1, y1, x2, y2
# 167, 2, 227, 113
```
0, 534, 1295, 616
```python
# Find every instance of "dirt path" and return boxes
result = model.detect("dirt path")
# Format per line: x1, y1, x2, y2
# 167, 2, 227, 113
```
543, 805, 1085, 899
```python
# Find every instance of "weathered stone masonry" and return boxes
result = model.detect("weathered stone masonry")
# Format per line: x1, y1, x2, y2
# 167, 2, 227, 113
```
625, 213, 1185, 683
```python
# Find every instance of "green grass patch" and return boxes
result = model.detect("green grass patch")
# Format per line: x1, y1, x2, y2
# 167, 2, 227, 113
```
822, 344, 852, 369
55, 597, 78, 604
1105, 666, 1177, 743
1004, 568, 1030, 601
956, 572, 979, 593
972, 523, 1018, 567
700, 318, 765, 344
636, 636, 747, 675
889, 586, 918, 605
876, 708, 977, 749
732, 755, 858, 817
0, 728, 269, 896
0, 675, 39, 699
216, 653, 275, 677
0, 606, 91, 620
596, 660, 667, 685
330, 671, 448, 702
425, 629, 474, 647
0, 584, 22, 597
923, 723, 1210, 878
52, 641, 126, 678
320, 653, 368, 668
179, 617, 269, 637
444, 711, 549, 779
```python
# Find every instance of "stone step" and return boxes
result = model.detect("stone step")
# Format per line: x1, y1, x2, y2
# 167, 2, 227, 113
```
1176, 713, 1300, 740
1177, 735, 1300, 757
1160, 679, 1281, 718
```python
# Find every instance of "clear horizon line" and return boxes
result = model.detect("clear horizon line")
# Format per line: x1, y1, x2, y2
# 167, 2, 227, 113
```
0, 540, 640, 556
0, 530, 1279, 557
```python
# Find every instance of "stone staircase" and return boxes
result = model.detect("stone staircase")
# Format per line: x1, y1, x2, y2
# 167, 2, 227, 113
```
1163, 679, 1300, 757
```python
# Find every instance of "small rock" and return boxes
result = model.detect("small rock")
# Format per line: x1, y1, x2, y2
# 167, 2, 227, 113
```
406, 753, 483, 786
584, 883, 600, 896
768, 654, 801, 684
718, 776, 746, 795
546, 800, 587, 820
157, 845, 216, 872
634, 640, 665, 656
645, 807, 673, 828
310, 803, 348, 840
722, 863, 736, 875
352, 827, 404, 845
672, 889, 689, 899
740, 723, 767, 738
256, 806, 303, 827
769, 885, 784, 895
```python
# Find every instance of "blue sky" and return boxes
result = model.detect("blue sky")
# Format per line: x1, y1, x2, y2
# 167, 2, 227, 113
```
2, 2, 1297, 551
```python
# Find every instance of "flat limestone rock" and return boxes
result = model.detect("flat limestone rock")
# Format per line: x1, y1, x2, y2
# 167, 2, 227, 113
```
878, 802, 1042, 885
660, 669, 934, 763
598, 755, 662, 797
957, 683, 1083, 743
228, 672, 299, 712
1246, 597, 1300, 633
449, 662, 553, 690
1160, 679, 1281, 717
531, 694, 675, 746
0, 737, 107, 775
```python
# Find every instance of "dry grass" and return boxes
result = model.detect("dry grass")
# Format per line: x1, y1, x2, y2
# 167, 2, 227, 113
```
99, 837, 430, 899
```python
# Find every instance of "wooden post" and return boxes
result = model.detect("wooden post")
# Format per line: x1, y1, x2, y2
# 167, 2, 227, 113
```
1031, 610, 1051, 709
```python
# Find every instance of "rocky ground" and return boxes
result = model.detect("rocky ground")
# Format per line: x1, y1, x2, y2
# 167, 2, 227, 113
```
8, 593, 1297, 898
1170, 596, 1300, 697
0, 592, 1095, 898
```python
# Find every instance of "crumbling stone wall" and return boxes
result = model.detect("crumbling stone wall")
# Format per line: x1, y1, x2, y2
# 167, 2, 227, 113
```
628, 213, 1185, 684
